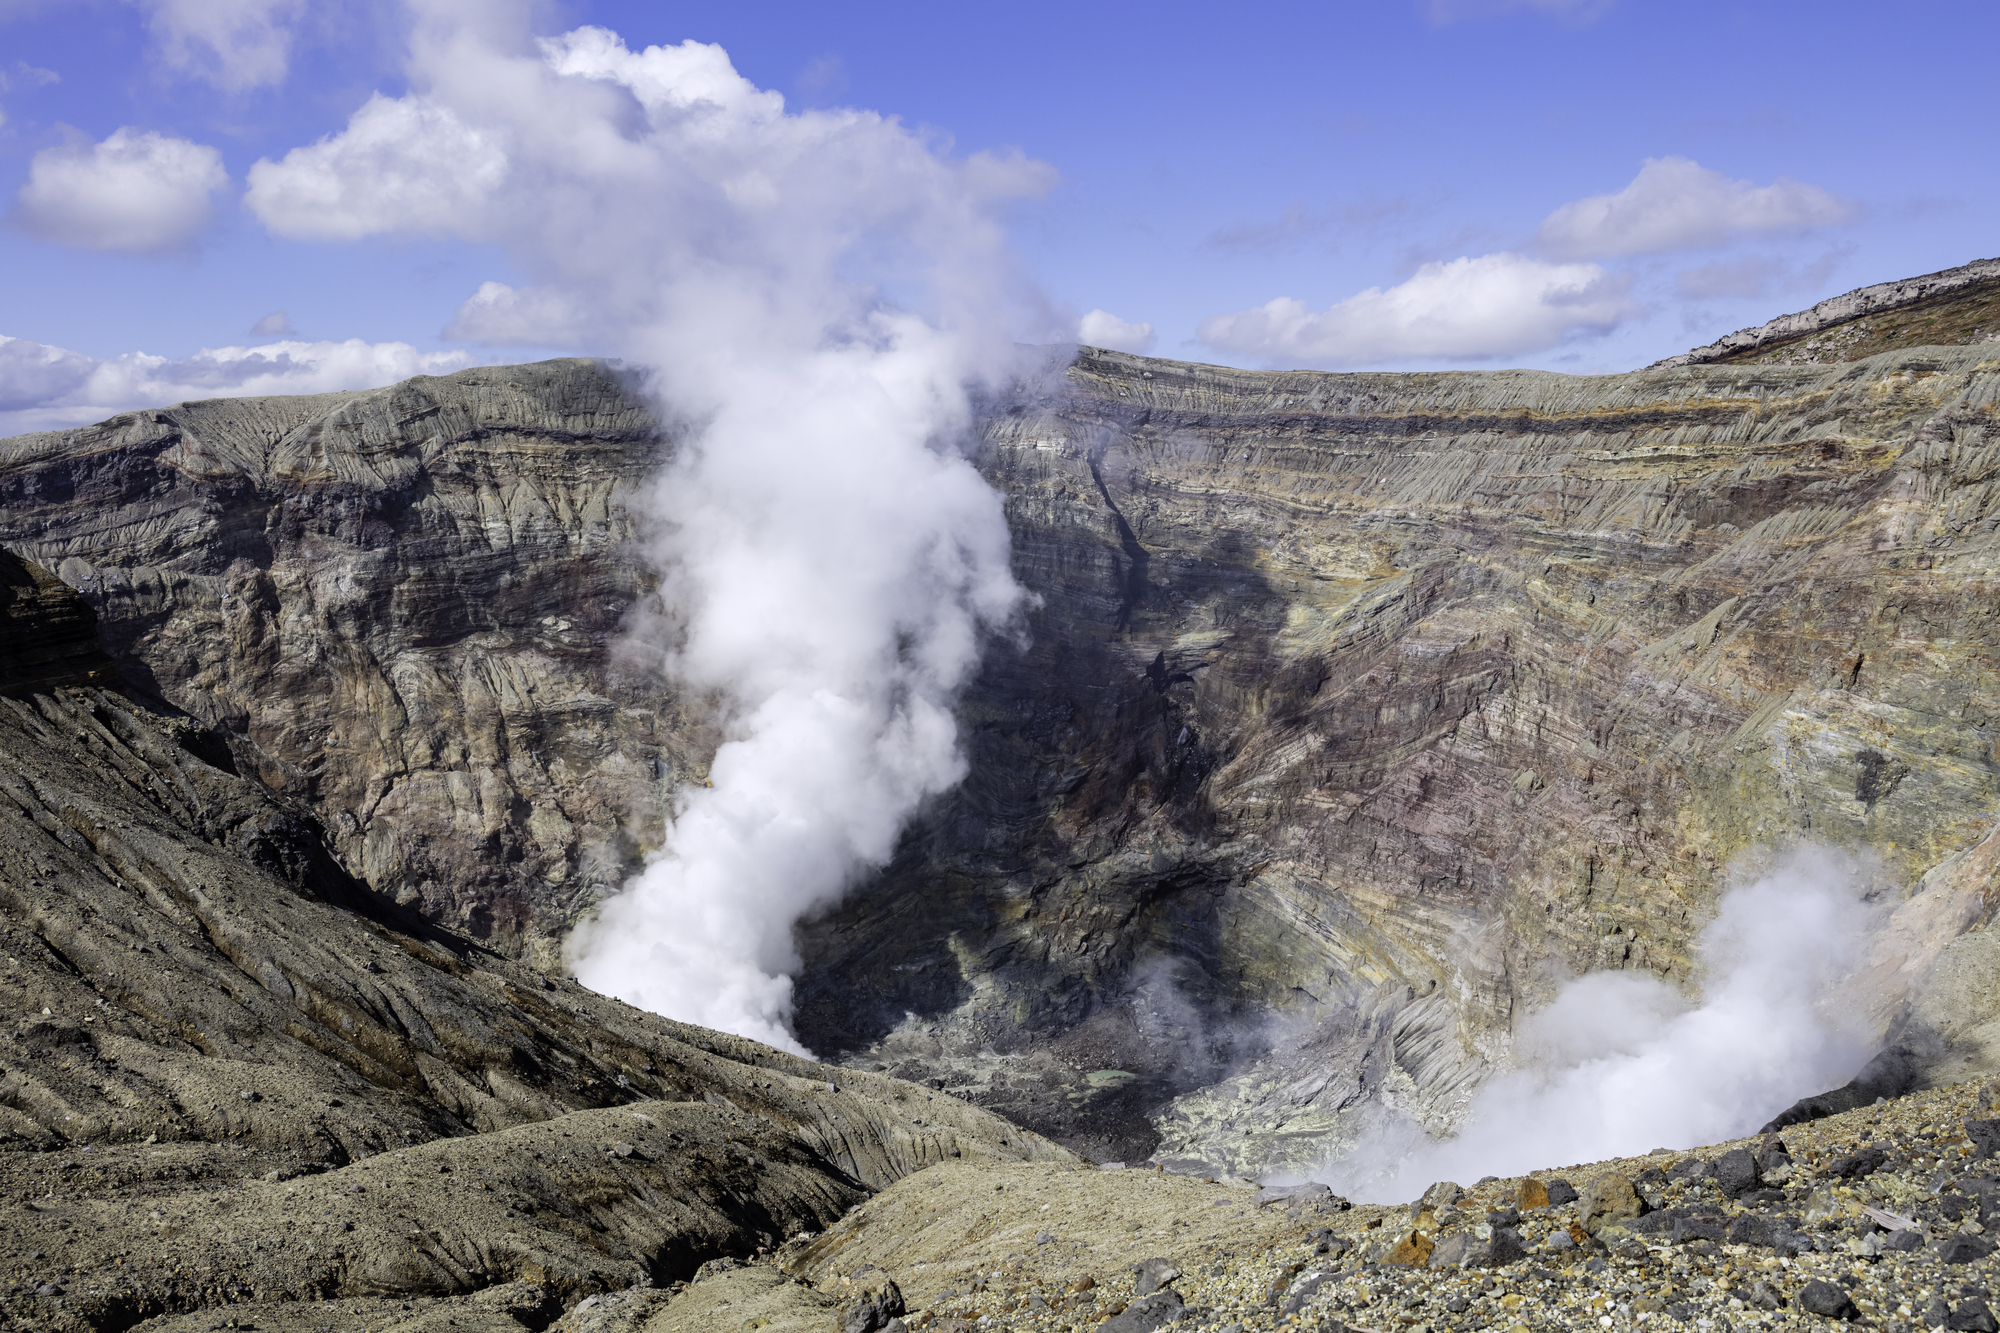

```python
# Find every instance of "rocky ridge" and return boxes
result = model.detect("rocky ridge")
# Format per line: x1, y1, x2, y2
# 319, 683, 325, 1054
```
0, 554, 1070, 1333
1655, 257, 2000, 368
8, 328, 2000, 1173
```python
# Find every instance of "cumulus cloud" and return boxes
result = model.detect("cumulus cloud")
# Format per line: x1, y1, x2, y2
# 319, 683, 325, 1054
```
1320, 850, 1877, 1203
1535, 156, 1859, 260
1077, 309, 1156, 354
136, 0, 304, 92
1199, 253, 1638, 368
442, 281, 592, 346
246, 94, 509, 240
11, 128, 228, 254
0, 333, 470, 436
243, 4, 1056, 1051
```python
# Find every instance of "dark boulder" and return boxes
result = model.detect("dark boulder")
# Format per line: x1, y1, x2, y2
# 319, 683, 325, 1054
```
1797, 1279, 1859, 1321
1949, 1298, 2000, 1333
1132, 1258, 1181, 1298
1939, 1235, 1997, 1264
841, 1279, 906, 1333
1760, 1047, 1920, 1133
1713, 1148, 1761, 1198
1827, 1145, 1888, 1179
1099, 1289, 1185, 1332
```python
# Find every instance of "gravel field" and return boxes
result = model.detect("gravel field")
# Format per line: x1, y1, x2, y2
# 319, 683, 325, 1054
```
766, 1075, 2000, 1333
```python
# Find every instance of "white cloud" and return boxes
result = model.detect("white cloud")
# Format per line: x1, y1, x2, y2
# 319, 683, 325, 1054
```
0, 334, 471, 436
1198, 252, 1639, 368
245, 93, 510, 241
11, 128, 228, 254
1535, 156, 1858, 260
443, 281, 592, 347
249, 309, 294, 337
1077, 309, 1156, 355
136, 0, 303, 93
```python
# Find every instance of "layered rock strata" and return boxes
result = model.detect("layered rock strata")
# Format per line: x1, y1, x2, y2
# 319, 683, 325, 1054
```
8, 341, 2000, 1172
798, 341, 2000, 1169
1656, 255, 2000, 367
0, 560, 1070, 1333
0, 366, 676, 963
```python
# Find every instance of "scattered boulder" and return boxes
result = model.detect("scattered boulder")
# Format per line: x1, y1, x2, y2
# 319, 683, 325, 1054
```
841, 1278, 906, 1333
1798, 1279, 1859, 1321
1098, 1289, 1185, 1332
1517, 1178, 1550, 1210
1668, 1157, 1714, 1182
1828, 1145, 1889, 1179
1577, 1174, 1645, 1234
1132, 1258, 1181, 1297
1413, 1181, 1462, 1214
1939, 1235, 1997, 1264
1949, 1297, 2000, 1333
1671, 1216, 1726, 1246
1430, 1226, 1528, 1270
1382, 1230, 1435, 1267
1544, 1178, 1580, 1207
1881, 1228, 1926, 1254
1967, 1120, 2000, 1159
1712, 1147, 1761, 1198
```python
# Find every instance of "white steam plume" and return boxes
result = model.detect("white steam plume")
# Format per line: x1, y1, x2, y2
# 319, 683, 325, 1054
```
1321, 850, 1878, 1202
242, 2, 1055, 1054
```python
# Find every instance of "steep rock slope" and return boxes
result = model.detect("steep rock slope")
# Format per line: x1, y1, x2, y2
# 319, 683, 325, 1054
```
0, 554, 1070, 1333
796, 342, 2000, 1168
0, 366, 677, 963
7, 342, 2000, 1172
1658, 256, 2000, 367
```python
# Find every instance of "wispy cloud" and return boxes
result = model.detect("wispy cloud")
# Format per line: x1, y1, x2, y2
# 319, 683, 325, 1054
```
1423, 0, 1616, 26
1198, 252, 1638, 368
1204, 199, 1412, 257
1534, 156, 1858, 260
1673, 245, 1856, 301
135, 0, 305, 93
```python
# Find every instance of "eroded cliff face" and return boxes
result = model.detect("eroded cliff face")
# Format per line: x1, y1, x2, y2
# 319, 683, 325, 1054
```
0, 559, 1068, 1332
794, 344, 2000, 1168
6, 344, 2000, 1171
0, 364, 690, 964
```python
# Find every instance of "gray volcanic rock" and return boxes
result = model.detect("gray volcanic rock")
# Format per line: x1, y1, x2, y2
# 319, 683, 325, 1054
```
0, 548, 118, 695
800, 340, 2000, 1167
0, 363, 675, 962
1656, 255, 2000, 367
0, 557, 1072, 1332
10, 335, 2000, 1173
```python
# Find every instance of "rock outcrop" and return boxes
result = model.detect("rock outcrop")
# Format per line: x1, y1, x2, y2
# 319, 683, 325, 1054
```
1655, 255, 2000, 367
7, 332, 2000, 1173
0, 555, 1071, 1333
0, 548, 117, 695
0, 366, 674, 964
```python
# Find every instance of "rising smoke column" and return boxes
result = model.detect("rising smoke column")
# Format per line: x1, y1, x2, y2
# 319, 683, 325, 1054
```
1322, 850, 1879, 1202
246, 1, 1054, 1052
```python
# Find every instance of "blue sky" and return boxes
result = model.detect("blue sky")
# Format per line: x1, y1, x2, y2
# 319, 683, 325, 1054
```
1, 0, 1994, 432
